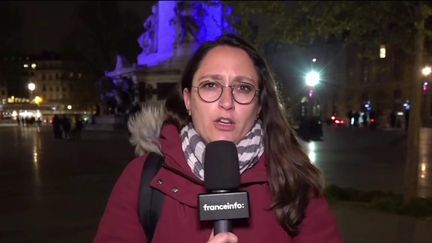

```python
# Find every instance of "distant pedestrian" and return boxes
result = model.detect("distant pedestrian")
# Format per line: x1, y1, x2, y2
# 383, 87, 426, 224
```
404, 109, 410, 131
62, 115, 72, 139
74, 116, 84, 139
361, 113, 368, 127
346, 110, 353, 126
389, 111, 396, 128
52, 115, 62, 139
353, 111, 360, 127
36, 118, 42, 127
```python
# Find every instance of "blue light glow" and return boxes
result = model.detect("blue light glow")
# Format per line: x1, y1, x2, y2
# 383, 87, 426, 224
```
364, 101, 372, 111
423, 81, 429, 93
403, 100, 410, 110
137, 1, 234, 67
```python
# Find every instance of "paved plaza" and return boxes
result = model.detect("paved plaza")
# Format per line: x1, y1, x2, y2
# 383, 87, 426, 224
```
0, 124, 431, 242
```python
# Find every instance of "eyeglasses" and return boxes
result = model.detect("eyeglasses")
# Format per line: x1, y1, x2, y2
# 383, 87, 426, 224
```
192, 80, 259, 105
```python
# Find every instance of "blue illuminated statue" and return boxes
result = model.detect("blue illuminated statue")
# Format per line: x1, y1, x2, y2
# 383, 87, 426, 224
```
104, 0, 235, 115
137, 0, 234, 67
138, 4, 158, 55
171, 1, 201, 45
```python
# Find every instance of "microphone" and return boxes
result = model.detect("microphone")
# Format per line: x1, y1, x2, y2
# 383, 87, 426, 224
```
198, 141, 250, 234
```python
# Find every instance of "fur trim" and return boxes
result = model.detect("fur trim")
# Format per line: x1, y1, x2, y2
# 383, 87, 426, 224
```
128, 102, 166, 156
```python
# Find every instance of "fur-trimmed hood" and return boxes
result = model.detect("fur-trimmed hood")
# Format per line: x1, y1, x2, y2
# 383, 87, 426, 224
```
128, 102, 167, 156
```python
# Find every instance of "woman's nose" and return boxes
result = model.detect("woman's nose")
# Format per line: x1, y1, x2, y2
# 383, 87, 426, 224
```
218, 86, 234, 110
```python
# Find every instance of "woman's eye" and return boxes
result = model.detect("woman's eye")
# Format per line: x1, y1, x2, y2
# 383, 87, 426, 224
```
237, 84, 253, 93
201, 81, 219, 89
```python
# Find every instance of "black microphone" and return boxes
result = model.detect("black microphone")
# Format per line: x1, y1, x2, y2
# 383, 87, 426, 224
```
198, 141, 250, 234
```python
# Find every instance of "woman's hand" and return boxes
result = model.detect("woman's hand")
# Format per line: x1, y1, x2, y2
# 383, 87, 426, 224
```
207, 231, 238, 243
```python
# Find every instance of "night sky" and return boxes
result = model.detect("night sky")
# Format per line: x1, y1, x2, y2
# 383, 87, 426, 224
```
11, 1, 154, 54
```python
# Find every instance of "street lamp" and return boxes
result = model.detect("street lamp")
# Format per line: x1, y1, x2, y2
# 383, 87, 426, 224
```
422, 66, 430, 94
34, 96, 43, 105
421, 66, 431, 123
299, 70, 323, 141
421, 66, 431, 76
27, 82, 35, 102
305, 70, 320, 87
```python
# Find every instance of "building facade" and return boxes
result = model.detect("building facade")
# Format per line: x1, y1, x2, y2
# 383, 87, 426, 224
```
0, 52, 97, 122
335, 44, 432, 128
24, 53, 97, 110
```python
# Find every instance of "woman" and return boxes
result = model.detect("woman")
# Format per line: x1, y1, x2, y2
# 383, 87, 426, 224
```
94, 35, 342, 243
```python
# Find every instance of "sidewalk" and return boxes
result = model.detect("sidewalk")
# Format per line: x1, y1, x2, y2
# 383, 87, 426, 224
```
331, 201, 432, 243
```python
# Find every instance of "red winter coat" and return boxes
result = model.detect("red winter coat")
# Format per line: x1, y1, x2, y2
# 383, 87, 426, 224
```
94, 124, 343, 243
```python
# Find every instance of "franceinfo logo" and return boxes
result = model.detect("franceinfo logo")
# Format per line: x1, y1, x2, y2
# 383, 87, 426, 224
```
199, 192, 250, 221
203, 202, 245, 211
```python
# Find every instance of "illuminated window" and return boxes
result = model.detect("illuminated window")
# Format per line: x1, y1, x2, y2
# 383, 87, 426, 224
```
380, 44, 386, 58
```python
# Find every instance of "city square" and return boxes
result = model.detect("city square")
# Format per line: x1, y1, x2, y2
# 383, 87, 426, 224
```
0, 124, 431, 242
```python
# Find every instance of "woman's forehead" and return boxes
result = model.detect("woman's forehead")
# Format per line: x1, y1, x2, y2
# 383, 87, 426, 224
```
193, 46, 259, 82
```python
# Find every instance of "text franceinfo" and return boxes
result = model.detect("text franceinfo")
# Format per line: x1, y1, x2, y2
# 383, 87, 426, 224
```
202, 202, 245, 211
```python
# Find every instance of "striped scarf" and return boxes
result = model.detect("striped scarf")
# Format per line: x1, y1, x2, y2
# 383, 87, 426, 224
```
180, 121, 264, 180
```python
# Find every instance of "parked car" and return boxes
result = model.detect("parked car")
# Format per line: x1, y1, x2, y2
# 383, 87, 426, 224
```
329, 115, 348, 126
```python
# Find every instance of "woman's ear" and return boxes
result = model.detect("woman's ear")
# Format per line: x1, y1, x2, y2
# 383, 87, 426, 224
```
183, 88, 191, 111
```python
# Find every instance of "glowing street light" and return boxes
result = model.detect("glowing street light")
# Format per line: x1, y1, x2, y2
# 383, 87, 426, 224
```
27, 82, 36, 102
422, 66, 431, 95
421, 66, 431, 76
34, 96, 43, 105
27, 82, 36, 92
305, 70, 320, 87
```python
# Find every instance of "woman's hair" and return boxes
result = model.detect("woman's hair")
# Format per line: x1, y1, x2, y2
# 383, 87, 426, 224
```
165, 34, 324, 236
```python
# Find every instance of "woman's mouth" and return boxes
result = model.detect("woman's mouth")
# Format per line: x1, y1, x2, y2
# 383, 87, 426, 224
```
214, 118, 235, 131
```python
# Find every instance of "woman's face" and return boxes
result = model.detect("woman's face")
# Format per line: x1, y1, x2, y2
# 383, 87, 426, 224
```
183, 45, 261, 144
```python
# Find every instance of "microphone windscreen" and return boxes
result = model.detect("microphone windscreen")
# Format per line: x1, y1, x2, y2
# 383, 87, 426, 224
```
204, 140, 240, 191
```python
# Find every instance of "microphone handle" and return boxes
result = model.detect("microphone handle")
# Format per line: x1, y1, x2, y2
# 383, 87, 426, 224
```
214, 219, 232, 234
